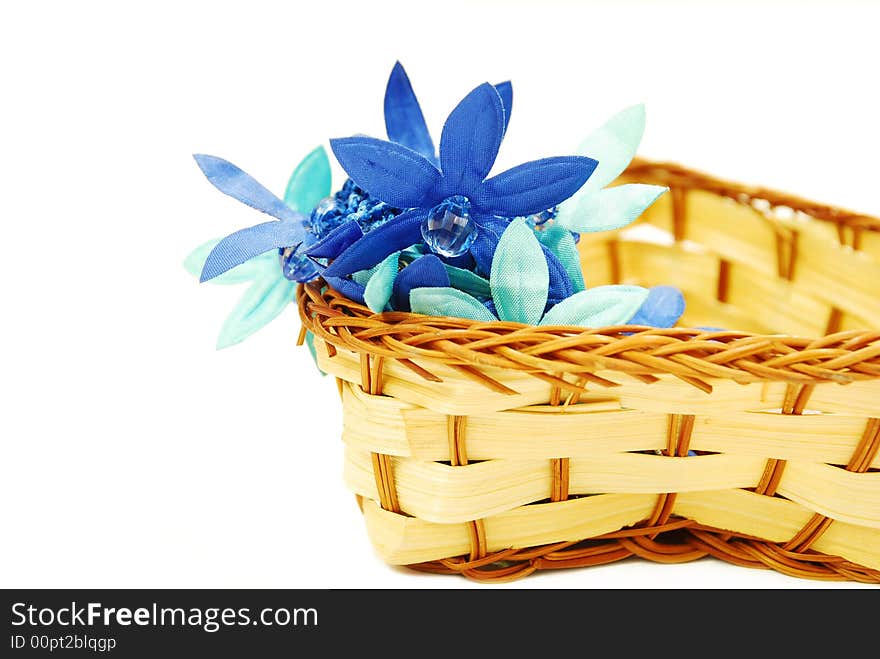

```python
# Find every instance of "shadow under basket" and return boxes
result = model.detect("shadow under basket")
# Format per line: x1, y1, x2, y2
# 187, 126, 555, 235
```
297, 158, 880, 584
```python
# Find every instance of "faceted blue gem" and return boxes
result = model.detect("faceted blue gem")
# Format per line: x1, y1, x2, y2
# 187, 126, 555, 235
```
279, 219, 319, 282
309, 196, 338, 237
525, 206, 558, 228
421, 195, 477, 258
280, 243, 319, 282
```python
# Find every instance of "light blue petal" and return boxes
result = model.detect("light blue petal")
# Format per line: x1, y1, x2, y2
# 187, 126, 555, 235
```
627, 285, 686, 328
559, 184, 668, 233
200, 219, 306, 282
490, 217, 549, 325
443, 264, 492, 300
410, 287, 497, 322
216, 276, 296, 349
183, 238, 276, 285
556, 104, 646, 228
539, 285, 649, 327
536, 225, 585, 293
363, 251, 401, 312
283, 146, 332, 213
193, 154, 299, 223
576, 104, 646, 193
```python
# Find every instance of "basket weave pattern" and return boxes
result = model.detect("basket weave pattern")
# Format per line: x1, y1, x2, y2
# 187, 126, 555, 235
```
298, 159, 880, 583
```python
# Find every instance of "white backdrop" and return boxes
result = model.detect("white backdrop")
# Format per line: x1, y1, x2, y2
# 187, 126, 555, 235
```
2, 0, 877, 589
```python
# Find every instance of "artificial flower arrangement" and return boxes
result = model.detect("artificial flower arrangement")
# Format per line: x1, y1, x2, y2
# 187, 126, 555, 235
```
186, 62, 880, 584
185, 62, 682, 349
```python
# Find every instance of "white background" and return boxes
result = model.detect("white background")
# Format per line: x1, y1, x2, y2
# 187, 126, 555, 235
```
2, 0, 878, 589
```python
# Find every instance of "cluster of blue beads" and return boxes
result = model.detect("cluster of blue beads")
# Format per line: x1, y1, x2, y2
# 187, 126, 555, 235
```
312, 179, 403, 236
280, 179, 403, 282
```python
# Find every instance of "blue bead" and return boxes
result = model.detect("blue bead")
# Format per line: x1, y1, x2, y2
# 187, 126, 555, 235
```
279, 219, 319, 282
525, 206, 557, 228
309, 196, 339, 237
421, 195, 477, 258
279, 243, 319, 282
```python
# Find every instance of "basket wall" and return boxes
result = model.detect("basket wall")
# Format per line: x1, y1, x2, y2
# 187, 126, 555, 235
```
299, 159, 880, 583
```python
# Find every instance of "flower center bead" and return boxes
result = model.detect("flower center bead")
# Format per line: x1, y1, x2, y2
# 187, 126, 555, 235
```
309, 196, 339, 235
279, 242, 319, 282
279, 215, 319, 282
420, 195, 477, 258
524, 206, 558, 229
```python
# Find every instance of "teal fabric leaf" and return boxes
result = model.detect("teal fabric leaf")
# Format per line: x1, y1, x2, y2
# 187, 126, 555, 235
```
283, 145, 332, 213
536, 225, 586, 293
410, 287, 497, 322
490, 218, 549, 325
559, 183, 668, 233
575, 104, 645, 194
443, 264, 492, 300
216, 276, 297, 349
352, 244, 406, 286
304, 330, 326, 376
539, 285, 650, 327
183, 238, 276, 285
556, 104, 646, 229
363, 251, 401, 312
351, 265, 376, 286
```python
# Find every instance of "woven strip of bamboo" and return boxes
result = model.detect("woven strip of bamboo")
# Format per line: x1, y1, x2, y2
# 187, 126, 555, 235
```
297, 158, 880, 583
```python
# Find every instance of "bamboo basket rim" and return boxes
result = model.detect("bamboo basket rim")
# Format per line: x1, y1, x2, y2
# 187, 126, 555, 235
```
297, 158, 880, 390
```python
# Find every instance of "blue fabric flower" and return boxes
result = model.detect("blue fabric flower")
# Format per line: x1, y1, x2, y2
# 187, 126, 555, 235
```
317, 80, 598, 284
194, 155, 318, 283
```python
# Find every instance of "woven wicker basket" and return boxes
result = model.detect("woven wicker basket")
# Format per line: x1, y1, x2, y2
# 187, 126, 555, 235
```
296, 158, 880, 583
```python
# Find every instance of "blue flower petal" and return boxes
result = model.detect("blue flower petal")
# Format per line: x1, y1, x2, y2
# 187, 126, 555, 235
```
329, 136, 441, 208
200, 220, 306, 282
323, 208, 426, 277
476, 156, 598, 216
193, 154, 298, 223
438, 83, 505, 199
469, 215, 509, 276
392, 254, 449, 311
384, 61, 436, 162
305, 220, 364, 260
494, 81, 513, 133
324, 275, 367, 305
542, 243, 574, 302
627, 285, 686, 328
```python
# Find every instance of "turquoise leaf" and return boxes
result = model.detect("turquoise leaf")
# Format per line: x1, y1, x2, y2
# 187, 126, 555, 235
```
410, 287, 497, 322
539, 285, 649, 327
216, 276, 297, 349
574, 104, 645, 193
559, 183, 668, 234
556, 104, 646, 229
443, 264, 492, 300
183, 238, 276, 285
537, 225, 585, 293
363, 251, 401, 312
283, 145, 332, 213
490, 218, 549, 325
